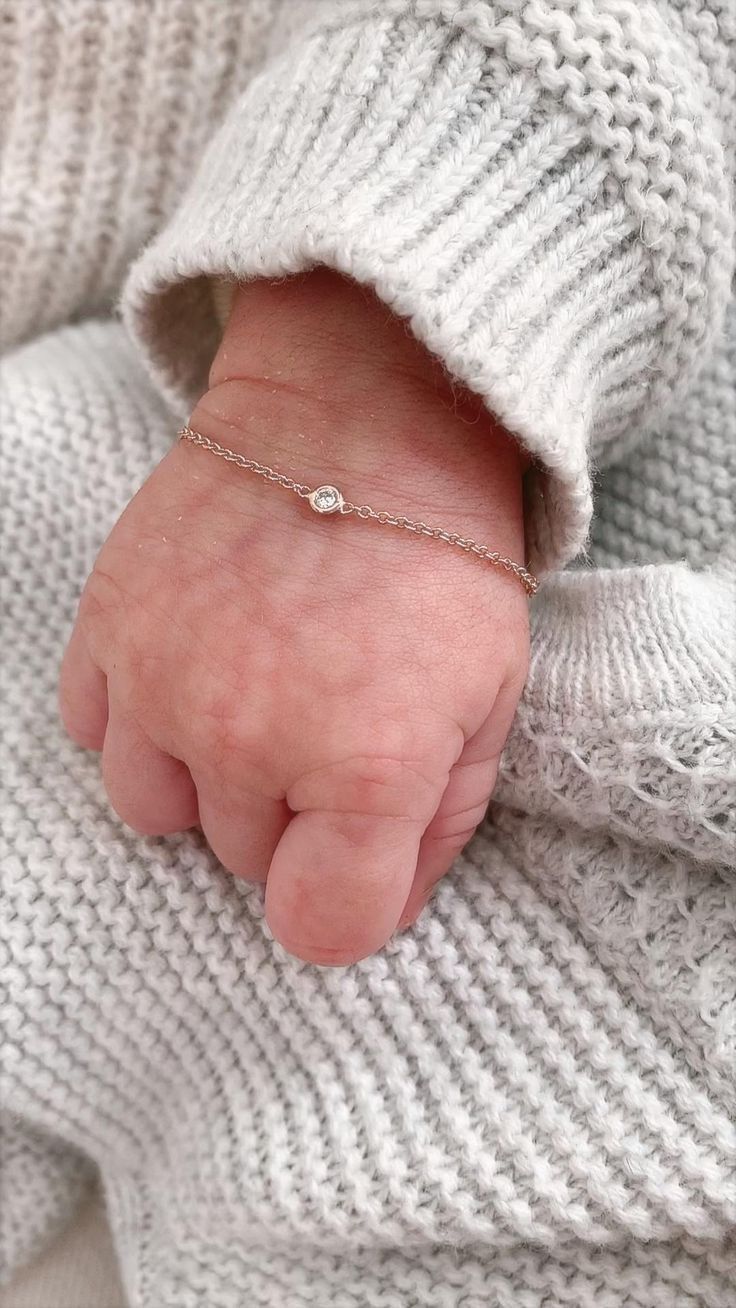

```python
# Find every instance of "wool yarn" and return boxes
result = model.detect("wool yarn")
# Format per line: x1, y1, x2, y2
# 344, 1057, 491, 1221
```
1, 3, 734, 1305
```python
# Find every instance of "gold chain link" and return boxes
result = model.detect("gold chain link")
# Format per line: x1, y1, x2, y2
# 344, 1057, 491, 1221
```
179, 427, 538, 596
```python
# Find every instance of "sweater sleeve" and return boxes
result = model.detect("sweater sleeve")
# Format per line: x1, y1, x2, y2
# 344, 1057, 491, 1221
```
0, 0, 282, 353
121, 0, 735, 575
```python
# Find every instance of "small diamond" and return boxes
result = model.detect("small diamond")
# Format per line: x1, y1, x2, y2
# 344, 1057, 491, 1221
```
310, 485, 342, 514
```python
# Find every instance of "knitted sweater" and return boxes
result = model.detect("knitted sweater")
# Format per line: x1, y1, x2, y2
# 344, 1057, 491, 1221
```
1, 3, 734, 1307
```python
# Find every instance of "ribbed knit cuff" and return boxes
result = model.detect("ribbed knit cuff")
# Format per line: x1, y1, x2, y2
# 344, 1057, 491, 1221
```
122, 3, 732, 575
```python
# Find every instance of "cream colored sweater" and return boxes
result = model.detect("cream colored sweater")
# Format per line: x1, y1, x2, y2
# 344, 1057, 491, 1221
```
1, 3, 734, 1306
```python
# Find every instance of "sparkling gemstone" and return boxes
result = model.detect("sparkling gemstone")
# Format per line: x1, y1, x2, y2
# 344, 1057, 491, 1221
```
310, 485, 342, 514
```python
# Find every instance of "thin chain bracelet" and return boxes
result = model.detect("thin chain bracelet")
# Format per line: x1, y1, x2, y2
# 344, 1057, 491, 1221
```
178, 426, 539, 596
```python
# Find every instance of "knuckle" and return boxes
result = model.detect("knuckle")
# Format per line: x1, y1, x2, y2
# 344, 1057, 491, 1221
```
103, 784, 150, 835
59, 701, 103, 752
79, 566, 122, 627
186, 699, 275, 806
189, 700, 249, 775
102, 774, 168, 838
289, 752, 441, 823
76, 567, 131, 665
58, 638, 106, 750
427, 798, 489, 848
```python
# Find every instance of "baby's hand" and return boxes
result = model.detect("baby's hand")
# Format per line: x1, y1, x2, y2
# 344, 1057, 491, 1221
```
60, 273, 529, 964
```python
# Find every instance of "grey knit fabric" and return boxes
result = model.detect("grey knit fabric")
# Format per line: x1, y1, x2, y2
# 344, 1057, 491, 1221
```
1, 3, 735, 1307
0, 0, 280, 352
590, 306, 736, 570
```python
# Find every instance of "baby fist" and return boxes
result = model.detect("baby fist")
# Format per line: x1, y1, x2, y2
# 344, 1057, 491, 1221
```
60, 273, 530, 964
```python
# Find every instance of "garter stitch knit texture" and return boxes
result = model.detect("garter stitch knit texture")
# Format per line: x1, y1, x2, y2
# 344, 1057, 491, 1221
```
1, 3, 735, 1307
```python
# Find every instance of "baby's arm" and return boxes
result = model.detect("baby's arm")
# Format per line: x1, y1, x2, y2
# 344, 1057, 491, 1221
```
61, 271, 530, 963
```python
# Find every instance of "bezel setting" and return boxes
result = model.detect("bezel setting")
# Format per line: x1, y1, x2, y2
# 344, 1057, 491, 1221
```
309, 485, 344, 515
